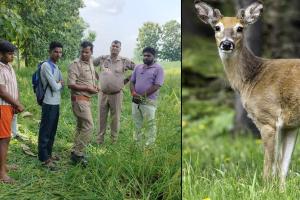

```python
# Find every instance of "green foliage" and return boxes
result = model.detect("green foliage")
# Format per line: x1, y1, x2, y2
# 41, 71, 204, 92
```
135, 20, 181, 61
135, 22, 161, 60
83, 30, 97, 43
183, 34, 224, 78
0, 0, 89, 67
160, 20, 181, 61
183, 118, 300, 199
183, 88, 300, 199
183, 97, 234, 137
0, 61, 181, 199
0, 4, 24, 43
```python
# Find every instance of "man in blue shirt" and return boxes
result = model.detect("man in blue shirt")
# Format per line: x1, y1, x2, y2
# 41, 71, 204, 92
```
38, 42, 64, 170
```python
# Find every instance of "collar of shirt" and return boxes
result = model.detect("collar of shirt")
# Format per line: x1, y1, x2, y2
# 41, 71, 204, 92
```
142, 62, 157, 69
47, 59, 57, 68
108, 56, 121, 61
0, 61, 12, 70
80, 59, 91, 65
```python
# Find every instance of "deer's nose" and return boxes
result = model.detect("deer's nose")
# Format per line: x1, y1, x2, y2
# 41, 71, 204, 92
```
220, 40, 235, 51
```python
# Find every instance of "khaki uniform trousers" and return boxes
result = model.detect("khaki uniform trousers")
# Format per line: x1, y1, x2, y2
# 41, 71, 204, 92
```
72, 100, 94, 156
97, 91, 123, 143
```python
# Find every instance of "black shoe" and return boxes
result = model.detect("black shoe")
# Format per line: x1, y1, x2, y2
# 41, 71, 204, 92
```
70, 152, 88, 168
13, 135, 26, 141
79, 158, 88, 168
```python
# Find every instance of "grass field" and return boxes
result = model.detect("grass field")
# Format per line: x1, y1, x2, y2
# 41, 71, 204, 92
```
0, 60, 181, 200
183, 79, 300, 200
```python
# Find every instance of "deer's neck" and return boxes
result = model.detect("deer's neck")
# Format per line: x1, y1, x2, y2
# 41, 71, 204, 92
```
219, 45, 263, 92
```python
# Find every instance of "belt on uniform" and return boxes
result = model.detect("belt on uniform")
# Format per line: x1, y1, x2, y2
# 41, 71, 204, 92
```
101, 90, 121, 95
71, 95, 90, 102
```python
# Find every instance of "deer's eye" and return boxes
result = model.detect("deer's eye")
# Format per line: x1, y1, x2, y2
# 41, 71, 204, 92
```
237, 26, 244, 32
214, 26, 220, 32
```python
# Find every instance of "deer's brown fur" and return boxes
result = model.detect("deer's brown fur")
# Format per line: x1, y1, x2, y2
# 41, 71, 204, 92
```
195, 0, 300, 190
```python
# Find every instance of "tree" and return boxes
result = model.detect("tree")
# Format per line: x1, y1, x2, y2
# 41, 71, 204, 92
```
262, 0, 300, 58
135, 22, 161, 60
0, 0, 89, 67
83, 30, 97, 43
160, 20, 181, 61
0, 0, 34, 68
20, 0, 87, 66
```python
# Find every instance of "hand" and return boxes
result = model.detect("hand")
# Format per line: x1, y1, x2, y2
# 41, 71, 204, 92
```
131, 90, 138, 97
57, 80, 64, 86
93, 85, 100, 92
95, 72, 99, 80
124, 78, 129, 85
14, 103, 24, 113
133, 95, 142, 101
132, 95, 142, 104
87, 86, 99, 94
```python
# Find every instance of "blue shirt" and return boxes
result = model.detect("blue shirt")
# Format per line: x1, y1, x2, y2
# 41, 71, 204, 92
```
40, 61, 63, 105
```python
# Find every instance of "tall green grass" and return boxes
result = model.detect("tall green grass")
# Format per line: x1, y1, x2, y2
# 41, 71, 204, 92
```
183, 100, 300, 200
0, 61, 181, 200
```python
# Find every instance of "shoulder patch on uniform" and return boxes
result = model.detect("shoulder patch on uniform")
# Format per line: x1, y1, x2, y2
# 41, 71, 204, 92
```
74, 58, 80, 64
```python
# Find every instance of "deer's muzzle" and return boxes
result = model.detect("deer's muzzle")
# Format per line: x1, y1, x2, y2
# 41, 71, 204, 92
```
220, 40, 235, 51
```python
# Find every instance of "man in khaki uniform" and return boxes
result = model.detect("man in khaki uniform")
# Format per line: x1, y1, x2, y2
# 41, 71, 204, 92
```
68, 41, 99, 166
93, 40, 135, 144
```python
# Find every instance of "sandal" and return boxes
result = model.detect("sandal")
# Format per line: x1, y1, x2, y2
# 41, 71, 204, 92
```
42, 159, 57, 171
50, 155, 60, 161
6, 164, 19, 172
0, 176, 16, 184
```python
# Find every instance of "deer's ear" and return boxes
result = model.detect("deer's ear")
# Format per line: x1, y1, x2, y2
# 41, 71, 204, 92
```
194, 0, 223, 26
237, 1, 263, 25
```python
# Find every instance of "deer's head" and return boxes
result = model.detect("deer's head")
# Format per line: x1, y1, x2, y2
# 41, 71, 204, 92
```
194, 1, 263, 54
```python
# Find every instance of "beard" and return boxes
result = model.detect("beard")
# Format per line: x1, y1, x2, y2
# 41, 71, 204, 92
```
143, 59, 153, 65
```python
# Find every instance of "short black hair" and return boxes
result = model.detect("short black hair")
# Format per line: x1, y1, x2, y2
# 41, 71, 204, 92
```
81, 41, 93, 52
112, 40, 121, 46
0, 40, 16, 53
49, 41, 63, 51
142, 47, 156, 56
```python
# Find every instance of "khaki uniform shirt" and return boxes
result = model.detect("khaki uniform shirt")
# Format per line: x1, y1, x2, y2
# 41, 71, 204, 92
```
93, 55, 135, 94
68, 59, 97, 98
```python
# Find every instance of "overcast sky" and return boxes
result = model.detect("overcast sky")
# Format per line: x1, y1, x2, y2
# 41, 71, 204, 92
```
79, 0, 181, 59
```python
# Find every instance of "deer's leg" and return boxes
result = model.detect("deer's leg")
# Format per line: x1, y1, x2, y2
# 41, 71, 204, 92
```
273, 119, 283, 177
279, 129, 298, 190
260, 125, 276, 181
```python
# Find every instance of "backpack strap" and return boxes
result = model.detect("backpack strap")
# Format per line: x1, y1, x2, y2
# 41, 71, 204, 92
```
40, 61, 55, 97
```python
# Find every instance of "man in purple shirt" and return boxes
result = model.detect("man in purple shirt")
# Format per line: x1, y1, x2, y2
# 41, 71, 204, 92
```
130, 47, 164, 147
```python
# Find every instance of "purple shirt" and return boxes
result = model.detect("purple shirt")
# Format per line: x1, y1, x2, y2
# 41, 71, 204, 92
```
131, 62, 164, 100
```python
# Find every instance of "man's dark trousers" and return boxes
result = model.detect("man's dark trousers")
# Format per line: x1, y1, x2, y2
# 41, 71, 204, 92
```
38, 103, 59, 162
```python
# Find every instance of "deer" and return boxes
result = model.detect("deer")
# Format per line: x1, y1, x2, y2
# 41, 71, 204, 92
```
194, 0, 300, 190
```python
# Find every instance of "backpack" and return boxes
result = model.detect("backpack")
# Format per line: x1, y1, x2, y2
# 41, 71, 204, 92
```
32, 61, 55, 106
